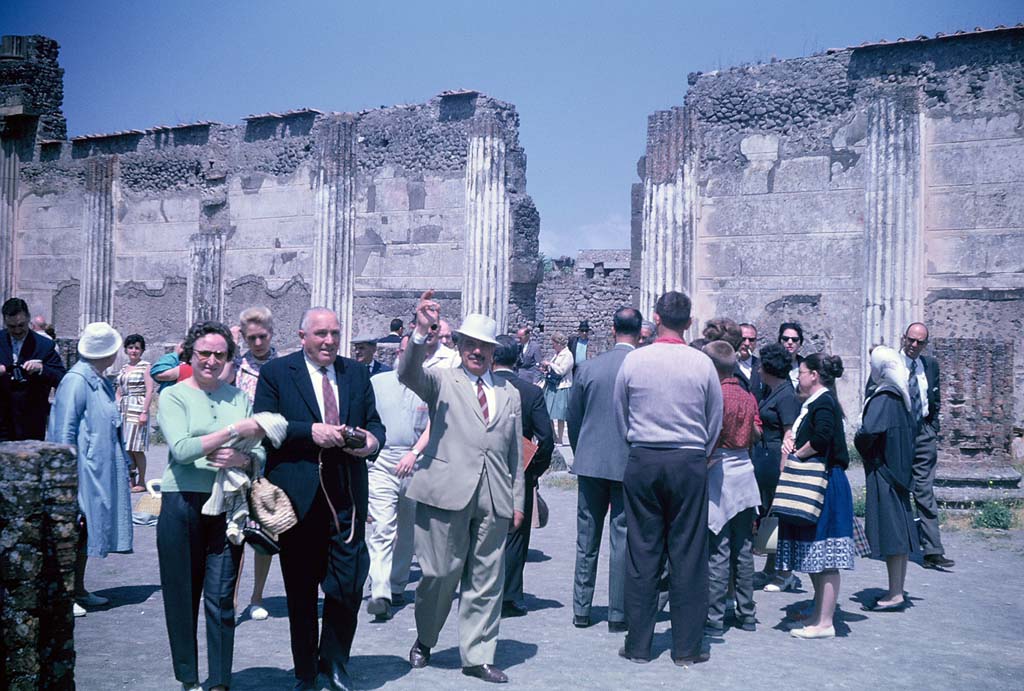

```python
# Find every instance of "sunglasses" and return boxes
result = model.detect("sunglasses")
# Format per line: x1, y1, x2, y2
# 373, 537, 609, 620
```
740, 336, 756, 342
780, 336, 801, 343
195, 350, 229, 362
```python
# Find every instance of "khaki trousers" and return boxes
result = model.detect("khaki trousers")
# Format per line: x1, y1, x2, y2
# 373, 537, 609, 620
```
413, 470, 509, 666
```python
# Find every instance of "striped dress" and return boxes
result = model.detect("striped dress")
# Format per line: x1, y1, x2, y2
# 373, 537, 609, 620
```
117, 361, 150, 451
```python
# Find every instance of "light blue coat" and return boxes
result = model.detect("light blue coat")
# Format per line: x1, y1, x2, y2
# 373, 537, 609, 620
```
46, 360, 133, 557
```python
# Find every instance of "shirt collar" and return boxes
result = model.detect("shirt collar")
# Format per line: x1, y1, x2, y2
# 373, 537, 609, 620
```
901, 351, 920, 367
462, 367, 494, 387
304, 354, 336, 378
801, 386, 828, 409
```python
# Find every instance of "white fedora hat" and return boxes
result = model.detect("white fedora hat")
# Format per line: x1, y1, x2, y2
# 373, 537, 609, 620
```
78, 322, 123, 359
455, 313, 499, 345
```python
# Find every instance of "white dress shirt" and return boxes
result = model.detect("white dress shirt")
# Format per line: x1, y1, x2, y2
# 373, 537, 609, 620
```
901, 351, 930, 419
304, 355, 339, 422
737, 356, 753, 382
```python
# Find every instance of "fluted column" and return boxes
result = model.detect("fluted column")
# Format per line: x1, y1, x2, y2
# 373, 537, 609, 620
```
187, 231, 225, 324
0, 136, 18, 301
79, 156, 117, 328
312, 117, 357, 345
640, 108, 692, 317
863, 100, 923, 362
462, 121, 512, 330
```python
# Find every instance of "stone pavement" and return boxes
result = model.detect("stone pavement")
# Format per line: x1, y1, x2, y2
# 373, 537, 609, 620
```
75, 445, 1024, 690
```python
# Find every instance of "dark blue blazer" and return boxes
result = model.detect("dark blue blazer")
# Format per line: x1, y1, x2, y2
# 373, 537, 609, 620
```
0, 330, 66, 441
253, 351, 385, 521
493, 369, 554, 484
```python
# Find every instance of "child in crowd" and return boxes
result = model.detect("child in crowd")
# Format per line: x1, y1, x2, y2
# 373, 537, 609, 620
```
703, 340, 763, 634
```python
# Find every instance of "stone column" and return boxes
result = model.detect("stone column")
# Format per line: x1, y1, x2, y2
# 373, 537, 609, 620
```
79, 156, 117, 328
639, 108, 693, 318
311, 117, 357, 345
862, 100, 922, 362
187, 231, 225, 324
462, 120, 512, 330
0, 135, 18, 300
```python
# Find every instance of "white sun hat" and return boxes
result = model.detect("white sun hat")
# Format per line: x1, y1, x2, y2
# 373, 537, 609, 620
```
77, 322, 123, 359
455, 313, 499, 345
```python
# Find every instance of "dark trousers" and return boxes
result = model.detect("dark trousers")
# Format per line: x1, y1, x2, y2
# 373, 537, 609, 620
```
279, 488, 369, 683
707, 508, 756, 629
623, 447, 708, 660
503, 477, 536, 605
573, 475, 626, 622
156, 491, 242, 688
912, 425, 945, 556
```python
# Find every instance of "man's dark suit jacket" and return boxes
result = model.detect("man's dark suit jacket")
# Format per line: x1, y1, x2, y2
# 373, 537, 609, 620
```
253, 351, 385, 521
567, 336, 589, 373
734, 355, 766, 402
493, 369, 554, 482
864, 353, 940, 432
368, 359, 392, 377
0, 330, 66, 440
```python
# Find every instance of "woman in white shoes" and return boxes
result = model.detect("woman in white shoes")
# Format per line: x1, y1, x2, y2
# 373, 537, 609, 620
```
777, 354, 856, 640
47, 323, 134, 618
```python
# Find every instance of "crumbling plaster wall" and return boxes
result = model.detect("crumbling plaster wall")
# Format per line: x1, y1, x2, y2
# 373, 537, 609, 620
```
10, 80, 540, 346
640, 29, 1024, 423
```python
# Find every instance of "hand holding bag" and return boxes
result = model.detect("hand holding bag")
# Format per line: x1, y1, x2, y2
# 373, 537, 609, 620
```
771, 454, 828, 525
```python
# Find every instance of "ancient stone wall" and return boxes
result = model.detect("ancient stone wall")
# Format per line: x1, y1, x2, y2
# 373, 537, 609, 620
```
0, 442, 79, 690
535, 250, 633, 362
0, 35, 66, 140
1, 43, 541, 351
637, 27, 1024, 444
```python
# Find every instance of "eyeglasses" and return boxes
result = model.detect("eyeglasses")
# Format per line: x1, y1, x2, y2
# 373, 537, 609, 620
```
195, 350, 229, 362
780, 336, 801, 343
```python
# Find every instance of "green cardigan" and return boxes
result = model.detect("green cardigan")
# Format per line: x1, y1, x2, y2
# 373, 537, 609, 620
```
157, 382, 265, 493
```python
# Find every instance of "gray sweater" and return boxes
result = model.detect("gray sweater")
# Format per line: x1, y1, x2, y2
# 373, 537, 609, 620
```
613, 341, 723, 456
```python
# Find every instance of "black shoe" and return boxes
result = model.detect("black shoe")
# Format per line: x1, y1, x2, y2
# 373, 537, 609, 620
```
367, 597, 392, 620
573, 614, 591, 628
462, 664, 509, 683
391, 591, 406, 606
673, 651, 711, 667
923, 554, 955, 569
703, 623, 725, 637
409, 639, 431, 668
293, 680, 316, 691
502, 601, 528, 618
739, 620, 757, 632
617, 646, 650, 664
608, 620, 628, 633
317, 659, 353, 691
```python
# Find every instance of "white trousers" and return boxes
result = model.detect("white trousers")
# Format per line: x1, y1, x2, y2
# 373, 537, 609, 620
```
367, 448, 416, 601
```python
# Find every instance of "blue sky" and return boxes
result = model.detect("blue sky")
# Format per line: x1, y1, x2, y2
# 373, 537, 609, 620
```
2, 1, 1020, 257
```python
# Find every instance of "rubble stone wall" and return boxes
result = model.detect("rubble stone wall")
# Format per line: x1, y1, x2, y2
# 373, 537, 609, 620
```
0, 441, 79, 690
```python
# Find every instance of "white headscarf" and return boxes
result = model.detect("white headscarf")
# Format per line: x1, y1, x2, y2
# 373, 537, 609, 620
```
865, 346, 912, 414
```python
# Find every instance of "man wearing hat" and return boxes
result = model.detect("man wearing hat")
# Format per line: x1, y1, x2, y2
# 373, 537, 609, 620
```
351, 333, 391, 377
0, 297, 66, 441
567, 320, 591, 373
398, 290, 525, 684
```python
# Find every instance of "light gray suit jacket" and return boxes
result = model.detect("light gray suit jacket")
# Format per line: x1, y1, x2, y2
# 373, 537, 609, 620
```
398, 339, 525, 518
567, 343, 633, 482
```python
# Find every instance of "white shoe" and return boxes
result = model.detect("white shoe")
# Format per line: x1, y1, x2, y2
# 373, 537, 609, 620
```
73, 602, 86, 618
249, 604, 269, 621
790, 625, 835, 639
75, 592, 109, 607
763, 574, 798, 593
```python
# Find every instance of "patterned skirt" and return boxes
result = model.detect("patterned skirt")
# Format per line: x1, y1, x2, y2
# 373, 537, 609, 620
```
120, 395, 150, 452
776, 465, 855, 573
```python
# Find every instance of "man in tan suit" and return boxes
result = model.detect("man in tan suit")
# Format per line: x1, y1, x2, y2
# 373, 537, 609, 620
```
398, 290, 525, 684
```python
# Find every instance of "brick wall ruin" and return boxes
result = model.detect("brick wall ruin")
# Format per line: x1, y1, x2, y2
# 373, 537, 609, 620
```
635, 27, 1024, 467
0, 38, 541, 358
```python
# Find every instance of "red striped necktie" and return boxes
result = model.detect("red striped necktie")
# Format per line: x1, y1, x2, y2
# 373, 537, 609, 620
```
476, 377, 489, 424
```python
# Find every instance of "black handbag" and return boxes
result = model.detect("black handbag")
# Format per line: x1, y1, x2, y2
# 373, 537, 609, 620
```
243, 521, 281, 556
544, 371, 563, 388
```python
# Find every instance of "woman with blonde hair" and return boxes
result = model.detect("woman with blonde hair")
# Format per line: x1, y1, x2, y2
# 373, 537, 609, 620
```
540, 331, 573, 445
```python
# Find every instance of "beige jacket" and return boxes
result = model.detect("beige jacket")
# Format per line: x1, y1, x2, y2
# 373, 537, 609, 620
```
398, 339, 524, 518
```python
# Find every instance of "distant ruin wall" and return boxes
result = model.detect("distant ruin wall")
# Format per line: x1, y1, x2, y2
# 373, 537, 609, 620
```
0, 38, 540, 348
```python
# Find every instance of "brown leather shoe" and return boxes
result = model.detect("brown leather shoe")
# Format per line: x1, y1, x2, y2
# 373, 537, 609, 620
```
408, 640, 430, 668
462, 664, 508, 683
